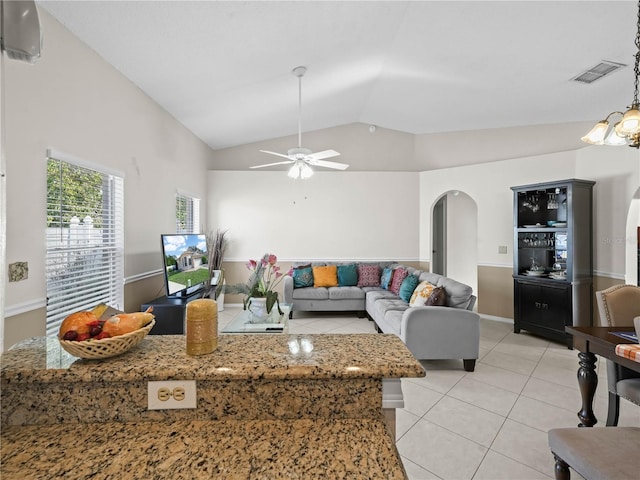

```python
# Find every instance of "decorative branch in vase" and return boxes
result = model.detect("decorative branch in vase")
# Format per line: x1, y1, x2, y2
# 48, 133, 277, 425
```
203, 229, 228, 302
226, 253, 293, 316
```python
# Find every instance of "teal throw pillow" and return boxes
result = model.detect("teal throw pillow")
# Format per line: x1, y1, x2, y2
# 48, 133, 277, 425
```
399, 275, 420, 303
293, 266, 314, 288
380, 267, 394, 290
337, 263, 358, 286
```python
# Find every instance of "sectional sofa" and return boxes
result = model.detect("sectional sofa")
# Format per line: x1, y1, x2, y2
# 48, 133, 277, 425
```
283, 262, 479, 371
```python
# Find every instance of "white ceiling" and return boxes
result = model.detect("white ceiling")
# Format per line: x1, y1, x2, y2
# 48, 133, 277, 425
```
38, 1, 638, 156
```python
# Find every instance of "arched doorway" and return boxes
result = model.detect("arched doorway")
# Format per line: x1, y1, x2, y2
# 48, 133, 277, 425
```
431, 191, 478, 303
626, 187, 640, 285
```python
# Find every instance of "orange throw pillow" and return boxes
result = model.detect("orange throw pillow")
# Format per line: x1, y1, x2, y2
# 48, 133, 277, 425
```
313, 265, 338, 287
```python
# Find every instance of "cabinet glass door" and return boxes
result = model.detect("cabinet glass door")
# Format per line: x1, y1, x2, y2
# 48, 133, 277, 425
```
516, 186, 567, 227
517, 231, 568, 279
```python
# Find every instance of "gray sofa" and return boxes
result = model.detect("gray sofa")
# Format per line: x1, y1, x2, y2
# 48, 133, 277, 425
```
283, 262, 479, 371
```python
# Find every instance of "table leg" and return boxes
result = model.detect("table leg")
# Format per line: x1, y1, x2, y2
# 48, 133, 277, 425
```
576, 351, 597, 427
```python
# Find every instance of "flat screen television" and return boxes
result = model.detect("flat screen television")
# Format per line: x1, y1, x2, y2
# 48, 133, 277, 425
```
160, 233, 209, 298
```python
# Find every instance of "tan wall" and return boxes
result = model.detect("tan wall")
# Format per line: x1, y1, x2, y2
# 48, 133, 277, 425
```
219, 260, 422, 306
478, 266, 514, 319
6, 263, 626, 350
3, 308, 46, 351
124, 275, 166, 313
474, 266, 629, 326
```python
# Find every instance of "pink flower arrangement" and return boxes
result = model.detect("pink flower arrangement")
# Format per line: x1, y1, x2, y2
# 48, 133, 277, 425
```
227, 253, 293, 314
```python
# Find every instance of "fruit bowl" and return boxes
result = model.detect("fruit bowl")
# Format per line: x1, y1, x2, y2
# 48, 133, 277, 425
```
59, 319, 155, 359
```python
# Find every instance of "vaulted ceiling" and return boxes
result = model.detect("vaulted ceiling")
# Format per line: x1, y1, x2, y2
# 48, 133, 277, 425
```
39, 1, 638, 167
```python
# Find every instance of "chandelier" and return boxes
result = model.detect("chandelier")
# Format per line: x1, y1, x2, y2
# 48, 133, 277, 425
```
581, 0, 640, 148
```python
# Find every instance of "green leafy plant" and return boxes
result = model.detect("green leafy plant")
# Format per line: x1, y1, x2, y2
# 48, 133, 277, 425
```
226, 253, 293, 314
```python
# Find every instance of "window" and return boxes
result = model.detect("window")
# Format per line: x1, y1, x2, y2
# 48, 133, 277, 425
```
45, 152, 124, 337
176, 192, 200, 233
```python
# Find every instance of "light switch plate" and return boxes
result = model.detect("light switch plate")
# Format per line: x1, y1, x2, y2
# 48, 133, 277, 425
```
148, 380, 197, 410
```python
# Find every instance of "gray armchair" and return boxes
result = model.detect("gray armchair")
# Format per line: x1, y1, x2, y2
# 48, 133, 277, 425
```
595, 284, 640, 426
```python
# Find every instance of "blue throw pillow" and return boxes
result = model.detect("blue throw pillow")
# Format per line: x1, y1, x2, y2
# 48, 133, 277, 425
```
337, 263, 358, 286
293, 266, 314, 288
380, 267, 394, 290
399, 275, 420, 302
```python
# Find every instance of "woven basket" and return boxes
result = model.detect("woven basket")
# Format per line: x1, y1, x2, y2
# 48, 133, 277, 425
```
59, 319, 155, 359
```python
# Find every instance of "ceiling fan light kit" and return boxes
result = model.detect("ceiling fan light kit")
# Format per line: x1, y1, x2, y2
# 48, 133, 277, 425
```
251, 66, 349, 179
581, 0, 640, 148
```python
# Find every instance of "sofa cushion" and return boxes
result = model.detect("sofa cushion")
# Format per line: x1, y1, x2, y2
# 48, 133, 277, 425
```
418, 272, 473, 309
357, 264, 380, 287
380, 309, 404, 336
399, 275, 420, 302
328, 286, 365, 301
389, 268, 408, 295
380, 267, 394, 290
371, 298, 409, 322
337, 263, 358, 287
292, 287, 329, 300
365, 289, 396, 314
426, 286, 446, 306
313, 265, 338, 287
293, 265, 314, 288
406, 266, 423, 277
410, 281, 436, 307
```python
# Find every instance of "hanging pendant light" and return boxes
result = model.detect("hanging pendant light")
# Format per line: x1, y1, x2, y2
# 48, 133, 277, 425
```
582, 0, 640, 148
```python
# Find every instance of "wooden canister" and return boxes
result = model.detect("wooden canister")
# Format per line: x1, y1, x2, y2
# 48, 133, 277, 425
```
186, 298, 217, 355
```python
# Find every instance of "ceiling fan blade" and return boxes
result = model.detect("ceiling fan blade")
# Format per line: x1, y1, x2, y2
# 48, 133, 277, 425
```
259, 149, 293, 160
250, 160, 294, 169
307, 159, 350, 170
305, 149, 340, 161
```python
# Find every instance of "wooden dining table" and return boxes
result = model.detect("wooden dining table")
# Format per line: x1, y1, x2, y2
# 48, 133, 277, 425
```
565, 326, 640, 427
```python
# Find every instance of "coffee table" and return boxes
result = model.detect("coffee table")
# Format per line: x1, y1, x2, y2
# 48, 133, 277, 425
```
222, 303, 291, 333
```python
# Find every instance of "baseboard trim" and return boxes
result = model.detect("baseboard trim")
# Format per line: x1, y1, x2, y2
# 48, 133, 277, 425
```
479, 314, 513, 324
593, 270, 626, 280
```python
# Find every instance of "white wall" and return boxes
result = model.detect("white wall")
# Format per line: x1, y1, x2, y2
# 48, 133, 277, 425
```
575, 146, 640, 280
419, 151, 578, 268
419, 147, 640, 280
445, 191, 478, 296
3, 11, 213, 320
208, 170, 419, 261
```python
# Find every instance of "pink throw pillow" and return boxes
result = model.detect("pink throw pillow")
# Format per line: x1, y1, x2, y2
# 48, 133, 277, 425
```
389, 268, 408, 295
357, 264, 381, 287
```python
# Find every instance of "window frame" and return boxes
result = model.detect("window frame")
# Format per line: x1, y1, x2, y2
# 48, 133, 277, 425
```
45, 149, 124, 337
175, 191, 200, 234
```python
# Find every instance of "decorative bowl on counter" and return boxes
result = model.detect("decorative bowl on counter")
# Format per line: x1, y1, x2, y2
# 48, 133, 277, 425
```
59, 319, 155, 359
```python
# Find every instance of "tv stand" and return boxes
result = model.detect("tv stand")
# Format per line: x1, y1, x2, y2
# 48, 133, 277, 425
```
142, 293, 204, 335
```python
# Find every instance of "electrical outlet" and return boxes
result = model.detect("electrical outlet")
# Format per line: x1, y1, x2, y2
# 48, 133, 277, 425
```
498, 245, 508, 254
148, 380, 196, 410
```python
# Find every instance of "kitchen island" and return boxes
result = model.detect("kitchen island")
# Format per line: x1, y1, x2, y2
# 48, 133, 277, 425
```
1, 333, 424, 479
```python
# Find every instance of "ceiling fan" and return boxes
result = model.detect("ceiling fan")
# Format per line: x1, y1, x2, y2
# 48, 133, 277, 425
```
250, 66, 349, 179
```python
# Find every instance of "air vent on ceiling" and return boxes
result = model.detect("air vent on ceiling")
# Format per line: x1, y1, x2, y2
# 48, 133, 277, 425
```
571, 60, 626, 84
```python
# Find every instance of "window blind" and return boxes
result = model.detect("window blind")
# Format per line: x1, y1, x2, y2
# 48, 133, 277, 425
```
176, 193, 200, 233
45, 156, 124, 337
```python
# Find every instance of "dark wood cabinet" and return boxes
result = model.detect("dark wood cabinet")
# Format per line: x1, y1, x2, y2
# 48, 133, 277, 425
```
511, 179, 595, 347
142, 294, 202, 335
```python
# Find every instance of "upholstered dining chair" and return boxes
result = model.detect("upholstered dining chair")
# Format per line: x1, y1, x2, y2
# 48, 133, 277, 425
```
595, 284, 640, 426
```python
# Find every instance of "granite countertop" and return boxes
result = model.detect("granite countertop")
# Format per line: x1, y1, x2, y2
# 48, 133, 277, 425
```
1, 334, 425, 384
1, 417, 406, 479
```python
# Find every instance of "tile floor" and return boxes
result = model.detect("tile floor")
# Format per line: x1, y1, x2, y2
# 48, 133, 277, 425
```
218, 307, 640, 480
